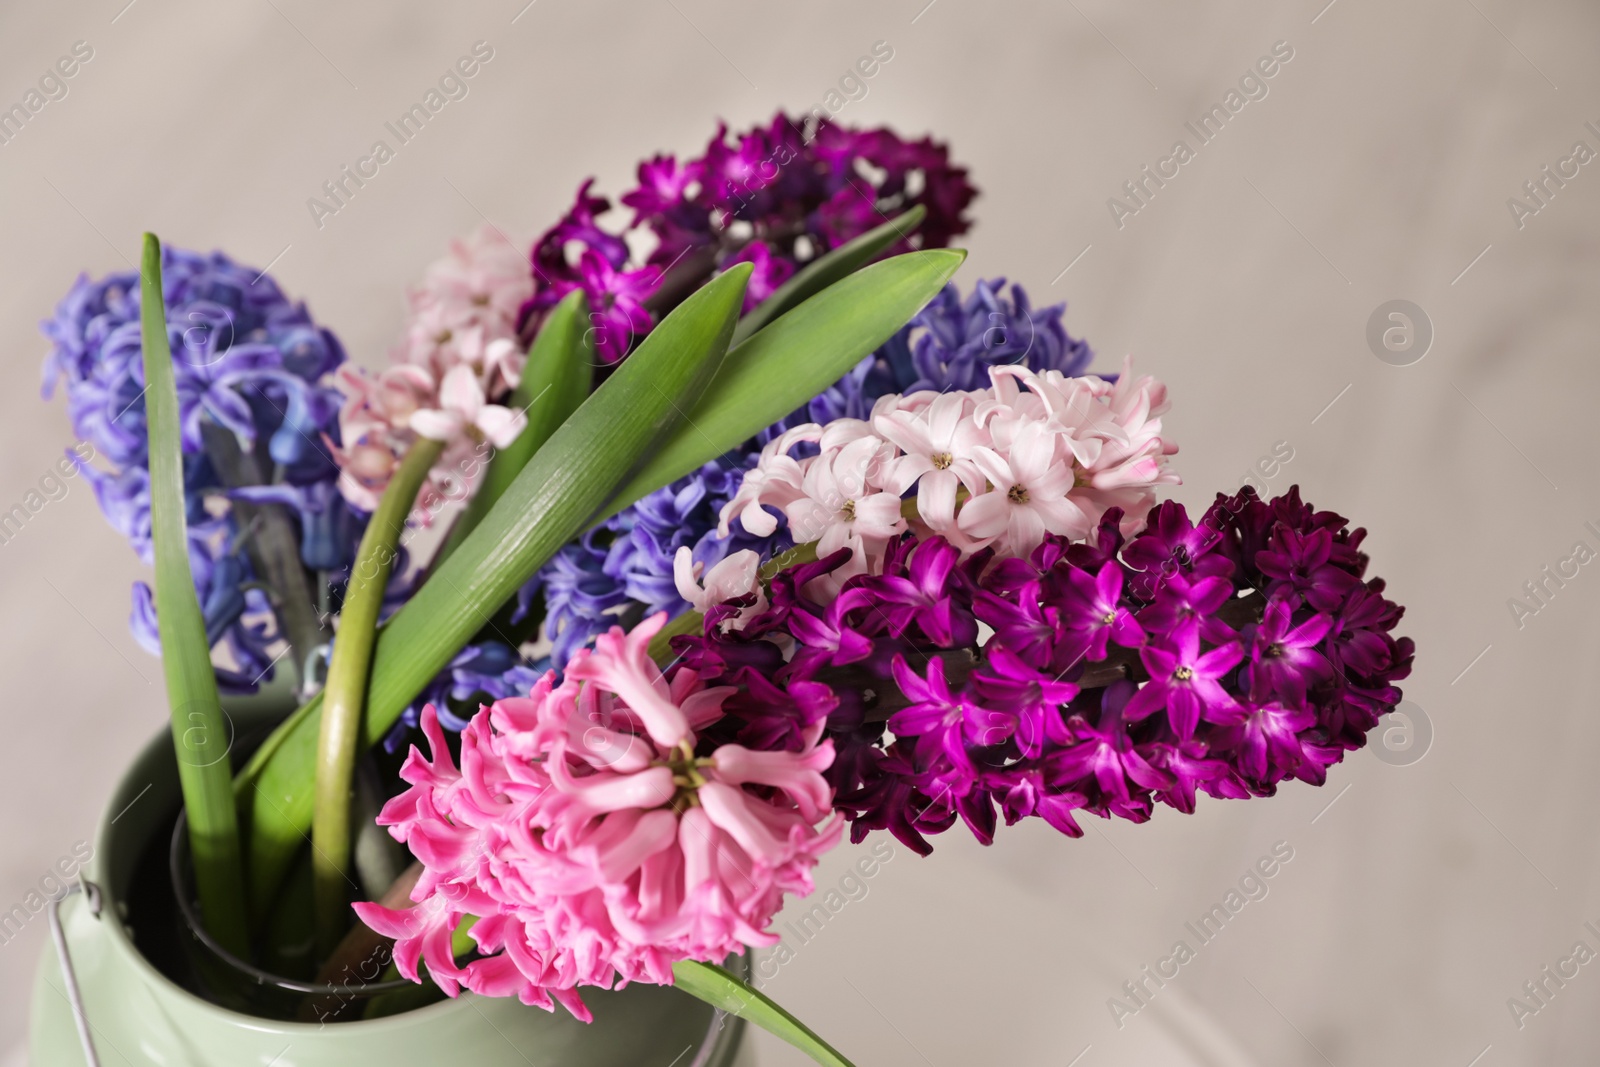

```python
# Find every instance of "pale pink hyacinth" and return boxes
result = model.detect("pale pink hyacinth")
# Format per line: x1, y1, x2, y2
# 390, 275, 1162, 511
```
353, 613, 843, 1020
330, 228, 535, 517
673, 548, 768, 631
719, 359, 1179, 587
410, 364, 526, 449
397, 224, 534, 393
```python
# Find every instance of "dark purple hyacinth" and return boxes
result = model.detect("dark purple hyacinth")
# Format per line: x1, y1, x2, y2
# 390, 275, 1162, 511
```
672, 486, 1415, 856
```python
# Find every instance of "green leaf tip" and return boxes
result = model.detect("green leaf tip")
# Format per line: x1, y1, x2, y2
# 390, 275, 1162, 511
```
673, 959, 856, 1067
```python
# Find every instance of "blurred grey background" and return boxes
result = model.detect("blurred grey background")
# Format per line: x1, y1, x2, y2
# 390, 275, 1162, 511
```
2, 0, 1597, 1063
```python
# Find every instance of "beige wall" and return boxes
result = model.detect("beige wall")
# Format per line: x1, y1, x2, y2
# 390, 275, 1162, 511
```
1, 1, 1596, 1063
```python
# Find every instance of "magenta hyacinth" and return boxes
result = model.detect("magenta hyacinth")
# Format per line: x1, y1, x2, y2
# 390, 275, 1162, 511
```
674, 486, 1415, 855
522, 112, 977, 363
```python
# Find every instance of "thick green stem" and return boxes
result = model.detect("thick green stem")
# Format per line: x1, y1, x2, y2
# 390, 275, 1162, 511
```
140, 234, 251, 957
312, 436, 442, 956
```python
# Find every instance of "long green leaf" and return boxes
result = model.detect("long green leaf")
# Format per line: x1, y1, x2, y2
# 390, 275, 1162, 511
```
245, 264, 753, 902
673, 960, 855, 1067
434, 290, 594, 566
603, 248, 966, 520
141, 233, 250, 956
729, 205, 925, 347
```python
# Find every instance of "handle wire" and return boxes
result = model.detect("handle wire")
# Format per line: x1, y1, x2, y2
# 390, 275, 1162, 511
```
47, 875, 103, 1067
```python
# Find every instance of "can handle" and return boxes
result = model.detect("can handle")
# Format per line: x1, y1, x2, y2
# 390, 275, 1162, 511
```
47, 875, 103, 1067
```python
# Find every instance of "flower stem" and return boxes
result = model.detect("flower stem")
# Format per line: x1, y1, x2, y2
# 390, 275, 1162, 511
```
312, 437, 442, 957
199, 420, 330, 683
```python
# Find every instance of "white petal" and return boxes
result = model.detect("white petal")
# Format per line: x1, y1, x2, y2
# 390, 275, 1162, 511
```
733, 497, 779, 537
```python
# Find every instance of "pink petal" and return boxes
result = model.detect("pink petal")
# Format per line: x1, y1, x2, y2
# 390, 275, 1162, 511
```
697, 781, 791, 864
916, 469, 959, 531
439, 363, 485, 418
707, 741, 835, 822
957, 490, 1011, 539
410, 408, 463, 441
475, 404, 525, 449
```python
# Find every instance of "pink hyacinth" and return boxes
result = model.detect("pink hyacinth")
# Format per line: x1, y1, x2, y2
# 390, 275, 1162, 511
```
718, 359, 1179, 593
397, 224, 534, 392
330, 227, 533, 517
354, 613, 843, 1020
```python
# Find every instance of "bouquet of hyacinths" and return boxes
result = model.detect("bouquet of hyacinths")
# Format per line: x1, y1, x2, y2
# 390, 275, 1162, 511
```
39, 115, 1411, 1067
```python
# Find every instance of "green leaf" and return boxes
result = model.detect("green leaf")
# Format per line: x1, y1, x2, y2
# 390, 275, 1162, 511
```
672, 960, 856, 1067
245, 264, 754, 903
140, 233, 251, 957
602, 248, 965, 521
729, 205, 925, 348
434, 290, 594, 566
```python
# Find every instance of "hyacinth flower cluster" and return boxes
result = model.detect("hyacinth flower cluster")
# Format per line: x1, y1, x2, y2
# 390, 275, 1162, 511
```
523, 112, 976, 365
40, 246, 353, 688
526, 276, 1093, 670
355, 614, 842, 1017
674, 484, 1414, 855
718, 356, 1178, 595
331, 225, 533, 517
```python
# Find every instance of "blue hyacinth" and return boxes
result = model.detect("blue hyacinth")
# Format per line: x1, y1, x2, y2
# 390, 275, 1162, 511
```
41, 247, 360, 690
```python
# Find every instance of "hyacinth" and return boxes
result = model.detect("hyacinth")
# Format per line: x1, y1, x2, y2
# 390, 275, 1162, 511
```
331, 226, 531, 517
528, 278, 1094, 669
396, 225, 532, 392
674, 486, 1414, 855
523, 113, 977, 363
719, 358, 1178, 597
39, 246, 354, 687
355, 614, 842, 1018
